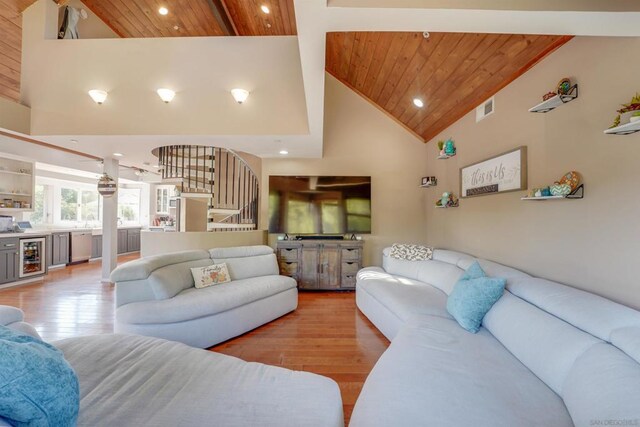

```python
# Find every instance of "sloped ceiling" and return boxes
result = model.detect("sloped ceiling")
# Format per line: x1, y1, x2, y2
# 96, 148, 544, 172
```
326, 32, 572, 142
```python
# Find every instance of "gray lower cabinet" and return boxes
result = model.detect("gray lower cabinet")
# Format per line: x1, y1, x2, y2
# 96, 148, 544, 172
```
126, 229, 141, 252
276, 240, 364, 290
91, 235, 102, 259
0, 238, 20, 284
51, 232, 70, 266
90, 228, 141, 258
117, 229, 128, 254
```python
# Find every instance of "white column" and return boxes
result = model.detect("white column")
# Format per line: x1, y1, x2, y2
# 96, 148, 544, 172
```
101, 157, 119, 282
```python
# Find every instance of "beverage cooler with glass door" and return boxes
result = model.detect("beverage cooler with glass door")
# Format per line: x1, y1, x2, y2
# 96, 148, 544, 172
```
19, 237, 46, 278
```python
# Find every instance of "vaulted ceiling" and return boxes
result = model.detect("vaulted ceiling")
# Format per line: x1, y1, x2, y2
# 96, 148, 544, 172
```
2, 0, 572, 146
326, 32, 571, 142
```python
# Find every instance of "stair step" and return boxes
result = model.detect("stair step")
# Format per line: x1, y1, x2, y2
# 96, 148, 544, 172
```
207, 222, 256, 230
208, 208, 242, 215
181, 192, 214, 199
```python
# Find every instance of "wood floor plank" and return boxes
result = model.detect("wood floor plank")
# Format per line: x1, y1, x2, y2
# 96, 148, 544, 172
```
0, 254, 388, 425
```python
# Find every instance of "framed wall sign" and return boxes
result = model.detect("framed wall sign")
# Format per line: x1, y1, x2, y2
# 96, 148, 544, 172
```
460, 146, 527, 198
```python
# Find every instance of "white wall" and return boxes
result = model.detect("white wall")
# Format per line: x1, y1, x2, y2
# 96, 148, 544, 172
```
424, 36, 640, 309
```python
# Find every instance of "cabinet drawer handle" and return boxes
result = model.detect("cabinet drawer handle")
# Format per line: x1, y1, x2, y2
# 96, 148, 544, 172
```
4, 244, 16, 247
286, 262, 294, 265
346, 262, 355, 265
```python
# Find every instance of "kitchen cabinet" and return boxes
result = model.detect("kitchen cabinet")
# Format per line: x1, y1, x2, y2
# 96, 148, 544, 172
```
117, 229, 128, 254
91, 235, 102, 259
276, 240, 364, 290
51, 232, 70, 266
126, 229, 141, 252
117, 228, 141, 254
0, 238, 19, 284
90, 228, 141, 258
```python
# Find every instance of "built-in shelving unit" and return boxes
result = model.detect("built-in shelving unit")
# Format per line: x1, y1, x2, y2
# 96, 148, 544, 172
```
0, 156, 35, 212
604, 120, 640, 136
521, 184, 584, 200
529, 84, 578, 113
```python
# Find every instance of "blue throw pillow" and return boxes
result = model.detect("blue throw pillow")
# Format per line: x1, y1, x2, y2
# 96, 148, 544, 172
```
459, 261, 486, 281
447, 262, 506, 333
0, 326, 79, 427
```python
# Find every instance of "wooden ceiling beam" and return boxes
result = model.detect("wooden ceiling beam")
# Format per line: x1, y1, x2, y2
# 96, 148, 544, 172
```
207, 0, 237, 36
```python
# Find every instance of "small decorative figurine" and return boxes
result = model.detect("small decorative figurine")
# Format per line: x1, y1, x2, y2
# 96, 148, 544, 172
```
541, 187, 551, 197
436, 192, 459, 207
557, 78, 571, 96
444, 138, 456, 156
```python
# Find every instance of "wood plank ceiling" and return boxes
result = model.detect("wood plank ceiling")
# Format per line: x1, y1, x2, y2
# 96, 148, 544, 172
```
0, 0, 297, 102
2, 1, 571, 144
79, 0, 228, 37
326, 32, 572, 142
0, 0, 35, 102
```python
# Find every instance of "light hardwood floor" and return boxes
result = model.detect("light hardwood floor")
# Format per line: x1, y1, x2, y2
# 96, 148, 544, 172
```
0, 254, 389, 424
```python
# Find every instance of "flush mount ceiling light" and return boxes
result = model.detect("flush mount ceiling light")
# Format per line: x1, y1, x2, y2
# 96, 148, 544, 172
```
231, 88, 249, 104
260, 5, 270, 14
413, 98, 425, 108
157, 88, 176, 103
279, 150, 289, 155
88, 89, 108, 105
113, 152, 124, 157
158, 6, 168, 15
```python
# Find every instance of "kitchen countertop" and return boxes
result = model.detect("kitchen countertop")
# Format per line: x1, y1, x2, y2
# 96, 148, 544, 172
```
0, 226, 144, 239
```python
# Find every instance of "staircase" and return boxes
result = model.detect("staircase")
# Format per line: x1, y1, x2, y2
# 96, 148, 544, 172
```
154, 146, 259, 232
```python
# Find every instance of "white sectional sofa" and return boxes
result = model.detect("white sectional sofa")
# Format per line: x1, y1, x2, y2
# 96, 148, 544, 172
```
352, 248, 640, 427
111, 245, 298, 348
0, 305, 344, 427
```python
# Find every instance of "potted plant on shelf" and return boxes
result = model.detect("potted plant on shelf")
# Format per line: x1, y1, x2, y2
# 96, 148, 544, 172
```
616, 93, 640, 125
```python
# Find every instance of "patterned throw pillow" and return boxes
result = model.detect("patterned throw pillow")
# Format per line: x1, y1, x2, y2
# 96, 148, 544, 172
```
389, 244, 434, 261
191, 263, 231, 289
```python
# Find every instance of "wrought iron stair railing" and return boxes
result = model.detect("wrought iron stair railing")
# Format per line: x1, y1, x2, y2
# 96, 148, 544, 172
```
154, 145, 258, 232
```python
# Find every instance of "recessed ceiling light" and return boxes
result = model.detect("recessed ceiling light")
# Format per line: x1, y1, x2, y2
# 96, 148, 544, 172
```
413, 98, 425, 108
260, 5, 270, 14
158, 7, 168, 15
113, 153, 124, 157
231, 88, 250, 104
88, 89, 108, 104
157, 88, 175, 103
279, 150, 288, 155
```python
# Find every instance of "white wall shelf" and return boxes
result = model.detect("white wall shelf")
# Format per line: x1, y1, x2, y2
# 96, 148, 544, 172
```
420, 183, 437, 188
529, 84, 578, 113
521, 184, 584, 200
437, 154, 456, 160
0, 155, 35, 212
0, 170, 32, 177
604, 120, 640, 136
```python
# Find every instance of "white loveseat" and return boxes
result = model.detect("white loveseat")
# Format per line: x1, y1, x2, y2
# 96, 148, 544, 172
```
111, 245, 298, 348
352, 248, 640, 427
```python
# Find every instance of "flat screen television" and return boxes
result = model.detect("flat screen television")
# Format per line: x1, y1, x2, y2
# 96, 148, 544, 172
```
268, 176, 371, 235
